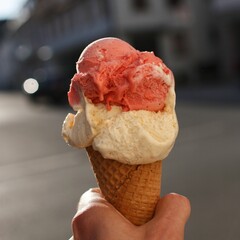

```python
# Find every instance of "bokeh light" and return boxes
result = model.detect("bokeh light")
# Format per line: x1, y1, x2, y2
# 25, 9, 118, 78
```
23, 78, 39, 94
37, 46, 53, 61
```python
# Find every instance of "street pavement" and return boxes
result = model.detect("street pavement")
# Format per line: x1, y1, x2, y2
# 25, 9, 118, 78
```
0, 91, 240, 240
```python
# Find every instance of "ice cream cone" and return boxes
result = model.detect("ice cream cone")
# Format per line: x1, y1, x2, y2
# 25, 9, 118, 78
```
86, 146, 162, 225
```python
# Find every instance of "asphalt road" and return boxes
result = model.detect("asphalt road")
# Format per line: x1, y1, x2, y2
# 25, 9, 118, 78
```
0, 92, 240, 240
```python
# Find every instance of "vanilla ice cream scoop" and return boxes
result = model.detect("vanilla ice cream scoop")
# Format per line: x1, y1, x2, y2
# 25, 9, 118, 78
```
62, 37, 178, 164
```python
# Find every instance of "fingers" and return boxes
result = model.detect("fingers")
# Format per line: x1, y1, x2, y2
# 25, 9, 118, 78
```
75, 188, 125, 220
72, 188, 142, 240
145, 193, 191, 240
71, 189, 101, 240
72, 188, 112, 240
76, 188, 105, 212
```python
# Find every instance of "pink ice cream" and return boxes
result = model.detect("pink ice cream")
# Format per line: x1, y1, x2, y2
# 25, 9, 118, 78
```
68, 37, 172, 112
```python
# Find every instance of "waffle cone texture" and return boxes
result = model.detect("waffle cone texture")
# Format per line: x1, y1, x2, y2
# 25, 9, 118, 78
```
86, 146, 162, 225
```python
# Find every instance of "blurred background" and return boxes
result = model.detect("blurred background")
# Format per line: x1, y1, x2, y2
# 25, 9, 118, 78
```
0, 0, 240, 239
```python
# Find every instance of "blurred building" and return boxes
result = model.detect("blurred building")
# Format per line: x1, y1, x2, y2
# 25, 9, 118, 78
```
0, 0, 113, 94
212, 0, 240, 85
0, 0, 239, 95
111, 0, 219, 84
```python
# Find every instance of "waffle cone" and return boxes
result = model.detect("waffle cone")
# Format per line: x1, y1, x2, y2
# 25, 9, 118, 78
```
86, 146, 162, 225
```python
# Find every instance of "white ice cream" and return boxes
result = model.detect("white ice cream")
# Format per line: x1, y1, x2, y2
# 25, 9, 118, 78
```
62, 85, 178, 165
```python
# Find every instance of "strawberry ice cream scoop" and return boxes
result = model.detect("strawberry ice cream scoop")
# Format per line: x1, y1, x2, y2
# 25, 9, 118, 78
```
68, 37, 173, 112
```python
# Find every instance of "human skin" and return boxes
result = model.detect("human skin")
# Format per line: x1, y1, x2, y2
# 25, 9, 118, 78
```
71, 188, 191, 240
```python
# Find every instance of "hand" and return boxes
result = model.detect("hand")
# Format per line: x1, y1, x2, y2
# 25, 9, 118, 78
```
71, 188, 191, 240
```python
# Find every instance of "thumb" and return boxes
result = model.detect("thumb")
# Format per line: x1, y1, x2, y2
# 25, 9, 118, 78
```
145, 193, 191, 240
71, 188, 139, 240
